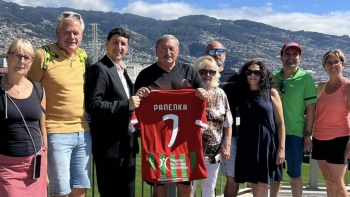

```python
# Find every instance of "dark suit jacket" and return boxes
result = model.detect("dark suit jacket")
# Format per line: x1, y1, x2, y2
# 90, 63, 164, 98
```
84, 55, 138, 162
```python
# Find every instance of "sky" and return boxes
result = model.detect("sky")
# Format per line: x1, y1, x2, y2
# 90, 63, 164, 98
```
5, 0, 350, 37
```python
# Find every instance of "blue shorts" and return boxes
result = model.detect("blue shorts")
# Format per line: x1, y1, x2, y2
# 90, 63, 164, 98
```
48, 131, 92, 196
220, 137, 237, 177
285, 135, 304, 178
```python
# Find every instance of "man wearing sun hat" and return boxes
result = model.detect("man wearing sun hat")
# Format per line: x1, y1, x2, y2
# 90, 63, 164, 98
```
271, 41, 317, 197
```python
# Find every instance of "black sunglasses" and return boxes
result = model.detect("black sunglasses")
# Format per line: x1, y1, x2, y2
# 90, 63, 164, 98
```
279, 80, 285, 94
62, 13, 81, 20
207, 48, 225, 56
199, 69, 216, 76
246, 69, 262, 76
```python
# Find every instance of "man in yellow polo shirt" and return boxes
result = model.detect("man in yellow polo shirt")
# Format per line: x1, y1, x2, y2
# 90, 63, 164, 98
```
28, 11, 91, 197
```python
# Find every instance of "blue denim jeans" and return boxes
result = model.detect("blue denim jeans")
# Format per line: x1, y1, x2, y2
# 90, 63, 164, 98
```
48, 131, 92, 196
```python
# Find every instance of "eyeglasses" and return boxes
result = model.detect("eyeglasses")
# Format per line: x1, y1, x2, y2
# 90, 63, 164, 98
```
207, 48, 225, 56
246, 69, 262, 76
9, 52, 33, 63
61, 13, 81, 20
325, 60, 342, 66
279, 80, 285, 94
199, 69, 216, 76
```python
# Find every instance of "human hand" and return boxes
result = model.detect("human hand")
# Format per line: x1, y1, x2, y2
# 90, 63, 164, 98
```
46, 174, 49, 185
276, 148, 285, 165
303, 137, 312, 151
129, 96, 140, 110
136, 87, 150, 99
220, 143, 231, 162
344, 143, 350, 160
195, 88, 211, 103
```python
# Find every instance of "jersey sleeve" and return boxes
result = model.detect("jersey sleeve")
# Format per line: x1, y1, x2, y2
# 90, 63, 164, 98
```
129, 112, 139, 133
195, 99, 208, 131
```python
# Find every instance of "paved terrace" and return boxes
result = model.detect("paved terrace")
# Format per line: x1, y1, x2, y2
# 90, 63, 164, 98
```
234, 186, 333, 197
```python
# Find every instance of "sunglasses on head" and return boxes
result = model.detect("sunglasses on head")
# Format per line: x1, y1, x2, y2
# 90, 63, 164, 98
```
62, 13, 81, 20
246, 69, 262, 76
207, 48, 225, 56
199, 69, 216, 76
279, 80, 286, 94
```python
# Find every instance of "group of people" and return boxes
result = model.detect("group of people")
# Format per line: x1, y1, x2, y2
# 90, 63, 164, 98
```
0, 10, 349, 197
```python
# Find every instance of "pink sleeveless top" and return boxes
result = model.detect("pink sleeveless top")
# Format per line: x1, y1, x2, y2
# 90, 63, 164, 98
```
313, 80, 350, 140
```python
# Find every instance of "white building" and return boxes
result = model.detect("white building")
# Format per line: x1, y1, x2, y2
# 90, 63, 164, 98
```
126, 62, 149, 83
0, 58, 7, 68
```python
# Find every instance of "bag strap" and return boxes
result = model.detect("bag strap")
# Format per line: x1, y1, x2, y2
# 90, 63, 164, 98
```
41, 45, 88, 73
41, 45, 59, 71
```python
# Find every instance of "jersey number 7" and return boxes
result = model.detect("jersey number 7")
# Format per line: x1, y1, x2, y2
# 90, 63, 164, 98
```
163, 114, 178, 147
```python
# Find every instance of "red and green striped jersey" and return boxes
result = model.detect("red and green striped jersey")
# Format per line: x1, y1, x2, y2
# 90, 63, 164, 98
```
130, 89, 208, 183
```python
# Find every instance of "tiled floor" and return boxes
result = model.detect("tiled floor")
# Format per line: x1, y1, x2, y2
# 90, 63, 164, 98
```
229, 186, 350, 197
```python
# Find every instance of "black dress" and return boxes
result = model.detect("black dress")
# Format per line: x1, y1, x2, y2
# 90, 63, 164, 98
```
235, 90, 282, 183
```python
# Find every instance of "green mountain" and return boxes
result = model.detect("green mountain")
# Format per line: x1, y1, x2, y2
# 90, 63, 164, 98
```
1, 0, 349, 82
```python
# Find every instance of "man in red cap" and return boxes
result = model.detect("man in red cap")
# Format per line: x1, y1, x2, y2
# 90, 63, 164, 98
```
271, 42, 317, 197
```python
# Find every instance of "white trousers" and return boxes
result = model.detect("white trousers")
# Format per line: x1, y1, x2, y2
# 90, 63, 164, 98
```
192, 158, 220, 197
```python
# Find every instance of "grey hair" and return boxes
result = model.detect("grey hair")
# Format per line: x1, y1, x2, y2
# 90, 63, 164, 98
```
56, 11, 85, 31
155, 34, 179, 50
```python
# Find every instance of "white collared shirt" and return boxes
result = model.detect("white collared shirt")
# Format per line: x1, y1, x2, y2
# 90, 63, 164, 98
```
106, 55, 130, 98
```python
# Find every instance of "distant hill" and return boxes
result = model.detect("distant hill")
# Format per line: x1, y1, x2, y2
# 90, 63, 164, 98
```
1, 0, 350, 82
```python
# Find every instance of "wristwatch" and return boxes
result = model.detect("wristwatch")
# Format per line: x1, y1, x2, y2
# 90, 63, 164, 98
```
303, 131, 311, 137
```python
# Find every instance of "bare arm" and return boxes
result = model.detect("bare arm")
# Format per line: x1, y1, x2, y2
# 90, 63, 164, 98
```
271, 88, 285, 164
343, 83, 350, 160
39, 88, 48, 185
304, 103, 316, 150
40, 89, 47, 151
220, 126, 232, 162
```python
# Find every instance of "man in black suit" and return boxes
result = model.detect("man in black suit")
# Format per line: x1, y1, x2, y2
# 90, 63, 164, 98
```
84, 28, 140, 197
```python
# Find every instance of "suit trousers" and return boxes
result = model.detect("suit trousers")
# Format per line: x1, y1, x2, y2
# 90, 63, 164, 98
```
94, 155, 136, 197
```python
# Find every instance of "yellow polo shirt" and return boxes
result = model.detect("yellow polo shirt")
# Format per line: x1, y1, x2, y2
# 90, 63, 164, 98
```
28, 43, 89, 133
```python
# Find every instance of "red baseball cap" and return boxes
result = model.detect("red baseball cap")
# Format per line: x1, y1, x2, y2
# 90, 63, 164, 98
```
281, 41, 302, 54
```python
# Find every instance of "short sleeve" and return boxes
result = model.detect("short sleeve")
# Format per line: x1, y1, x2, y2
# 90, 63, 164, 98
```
220, 89, 233, 128
27, 48, 45, 82
304, 74, 317, 105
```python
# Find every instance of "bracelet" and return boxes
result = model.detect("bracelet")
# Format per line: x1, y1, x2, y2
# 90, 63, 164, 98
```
303, 131, 311, 137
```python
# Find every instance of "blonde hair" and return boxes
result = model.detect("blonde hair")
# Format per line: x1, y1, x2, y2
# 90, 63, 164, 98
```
56, 11, 85, 31
194, 55, 221, 88
7, 39, 34, 58
322, 50, 346, 67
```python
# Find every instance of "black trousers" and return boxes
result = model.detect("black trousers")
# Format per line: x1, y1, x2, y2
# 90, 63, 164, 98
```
94, 155, 136, 197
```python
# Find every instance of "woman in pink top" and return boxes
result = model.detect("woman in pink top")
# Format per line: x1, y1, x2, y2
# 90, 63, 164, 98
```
312, 50, 350, 197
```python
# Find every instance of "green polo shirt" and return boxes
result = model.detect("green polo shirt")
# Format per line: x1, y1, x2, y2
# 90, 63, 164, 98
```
273, 69, 317, 137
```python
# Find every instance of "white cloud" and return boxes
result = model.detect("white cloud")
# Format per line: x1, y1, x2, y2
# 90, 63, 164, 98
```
265, 2, 273, 7
120, 1, 196, 20
5, 0, 350, 36
121, 1, 350, 36
5, 0, 114, 12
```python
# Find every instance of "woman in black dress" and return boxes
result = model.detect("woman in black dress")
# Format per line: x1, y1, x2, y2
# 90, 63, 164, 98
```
235, 60, 285, 197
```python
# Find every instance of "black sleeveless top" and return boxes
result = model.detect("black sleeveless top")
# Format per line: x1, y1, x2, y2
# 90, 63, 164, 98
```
0, 87, 42, 157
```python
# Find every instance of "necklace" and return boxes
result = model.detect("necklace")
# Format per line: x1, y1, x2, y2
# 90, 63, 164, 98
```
12, 86, 20, 94
4, 76, 21, 94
